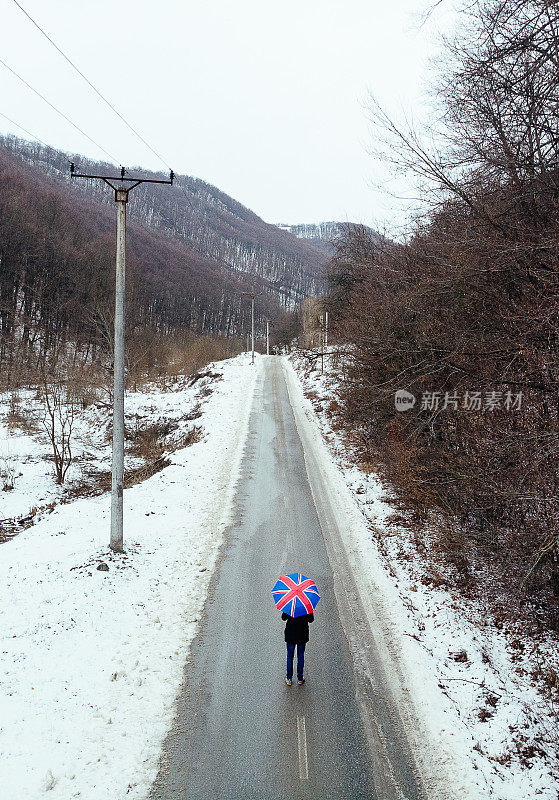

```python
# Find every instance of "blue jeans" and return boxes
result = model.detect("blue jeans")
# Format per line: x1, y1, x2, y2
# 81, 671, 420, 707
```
286, 642, 306, 681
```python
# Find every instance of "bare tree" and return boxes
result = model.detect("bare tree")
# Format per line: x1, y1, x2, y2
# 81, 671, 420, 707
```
40, 375, 76, 485
328, 0, 559, 619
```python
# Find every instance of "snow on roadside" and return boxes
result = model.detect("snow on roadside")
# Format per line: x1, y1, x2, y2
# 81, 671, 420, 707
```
287, 352, 558, 800
0, 353, 260, 800
0, 369, 224, 525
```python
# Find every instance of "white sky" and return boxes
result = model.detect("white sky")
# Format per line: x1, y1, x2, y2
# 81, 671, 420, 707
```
0, 0, 457, 231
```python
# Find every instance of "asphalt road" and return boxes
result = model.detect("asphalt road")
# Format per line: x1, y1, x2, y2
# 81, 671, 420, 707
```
150, 357, 425, 800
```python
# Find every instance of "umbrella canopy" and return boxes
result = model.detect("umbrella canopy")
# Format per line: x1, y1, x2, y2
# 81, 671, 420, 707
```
272, 572, 321, 618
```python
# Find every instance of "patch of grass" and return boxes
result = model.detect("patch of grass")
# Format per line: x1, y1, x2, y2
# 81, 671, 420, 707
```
5, 407, 40, 433
68, 422, 202, 500
128, 421, 173, 461
124, 456, 171, 488
170, 425, 203, 451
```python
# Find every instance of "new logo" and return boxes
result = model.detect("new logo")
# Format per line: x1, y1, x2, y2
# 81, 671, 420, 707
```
395, 389, 416, 411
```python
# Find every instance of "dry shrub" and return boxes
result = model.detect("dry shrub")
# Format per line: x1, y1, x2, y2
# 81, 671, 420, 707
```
0, 458, 17, 491
172, 425, 203, 450
167, 334, 242, 379
382, 429, 439, 512
70, 422, 202, 500
4, 391, 40, 433
5, 406, 40, 434
124, 457, 171, 488
123, 330, 243, 390
66, 364, 103, 409
129, 422, 169, 461
334, 0, 559, 624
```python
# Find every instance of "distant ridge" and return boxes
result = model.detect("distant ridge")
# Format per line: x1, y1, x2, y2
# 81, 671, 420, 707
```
0, 135, 329, 308
276, 221, 382, 256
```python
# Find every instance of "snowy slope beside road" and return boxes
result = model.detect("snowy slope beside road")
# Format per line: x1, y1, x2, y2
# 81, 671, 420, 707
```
288, 353, 558, 800
0, 354, 259, 800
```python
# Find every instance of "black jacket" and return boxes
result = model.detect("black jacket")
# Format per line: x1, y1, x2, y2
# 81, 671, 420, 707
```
282, 612, 314, 644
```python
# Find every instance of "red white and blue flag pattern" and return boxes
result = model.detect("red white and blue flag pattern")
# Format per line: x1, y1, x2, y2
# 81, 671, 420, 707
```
271, 572, 321, 618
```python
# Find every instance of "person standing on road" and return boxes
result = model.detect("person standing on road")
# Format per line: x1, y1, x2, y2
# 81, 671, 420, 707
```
282, 611, 314, 685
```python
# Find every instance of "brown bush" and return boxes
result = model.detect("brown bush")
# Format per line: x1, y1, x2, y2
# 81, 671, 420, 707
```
325, 0, 559, 627
129, 423, 167, 462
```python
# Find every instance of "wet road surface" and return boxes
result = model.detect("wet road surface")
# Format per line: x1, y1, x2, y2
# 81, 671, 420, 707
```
150, 358, 424, 800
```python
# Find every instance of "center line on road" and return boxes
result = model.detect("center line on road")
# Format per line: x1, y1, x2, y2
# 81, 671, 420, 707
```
297, 715, 309, 780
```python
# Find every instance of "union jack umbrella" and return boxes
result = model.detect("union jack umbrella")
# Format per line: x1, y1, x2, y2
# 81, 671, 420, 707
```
271, 572, 321, 618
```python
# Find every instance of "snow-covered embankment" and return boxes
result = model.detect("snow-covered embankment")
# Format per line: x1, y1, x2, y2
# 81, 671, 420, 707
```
286, 353, 558, 800
0, 354, 260, 800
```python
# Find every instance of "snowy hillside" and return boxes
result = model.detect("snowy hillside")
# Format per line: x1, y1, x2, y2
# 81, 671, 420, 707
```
0, 355, 260, 800
276, 221, 384, 256
0, 136, 328, 309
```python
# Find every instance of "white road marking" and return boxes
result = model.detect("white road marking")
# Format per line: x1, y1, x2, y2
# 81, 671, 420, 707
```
297, 715, 309, 780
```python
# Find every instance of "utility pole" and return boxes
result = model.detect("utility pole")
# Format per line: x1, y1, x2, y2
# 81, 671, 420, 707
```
320, 314, 324, 374
242, 291, 256, 365
266, 319, 270, 355
70, 163, 173, 552
251, 295, 255, 365
324, 310, 328, 350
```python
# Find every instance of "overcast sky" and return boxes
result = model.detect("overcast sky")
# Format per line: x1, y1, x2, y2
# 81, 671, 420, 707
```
0, 0, 457, 231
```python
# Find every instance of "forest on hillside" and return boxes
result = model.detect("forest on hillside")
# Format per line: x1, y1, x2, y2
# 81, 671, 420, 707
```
0, 139, 329, 390
324, 0, 559, 627
0, 148, 248, 386
277, 222, 385, 257
1, 137, 327, 306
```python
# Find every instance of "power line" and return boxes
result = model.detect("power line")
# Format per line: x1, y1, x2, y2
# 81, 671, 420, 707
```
12, 0, 170, 172
0, 56, 119, 164
0, 110, 50, 148
11, 0, 196, 210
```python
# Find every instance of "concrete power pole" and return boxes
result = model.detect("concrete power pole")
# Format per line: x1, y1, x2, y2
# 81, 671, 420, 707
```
320, 314, 325, 374
325, 310, 328, 350
70, 164, 173, 552
266, 319, 269, 355
251, 295, 255, 365
112, 188, 126, 550
242, 291, 256, 366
